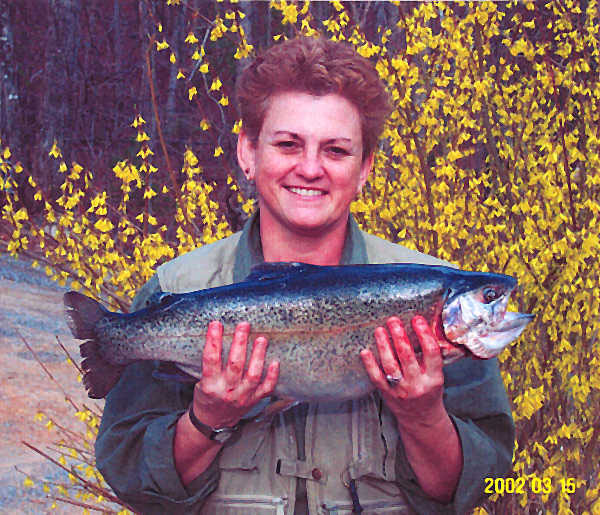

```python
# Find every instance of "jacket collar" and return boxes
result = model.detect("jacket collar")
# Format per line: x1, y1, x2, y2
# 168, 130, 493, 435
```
233, 211, 368, 282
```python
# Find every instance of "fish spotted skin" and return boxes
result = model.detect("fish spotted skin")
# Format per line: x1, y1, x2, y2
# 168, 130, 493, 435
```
64, 262, 526, 401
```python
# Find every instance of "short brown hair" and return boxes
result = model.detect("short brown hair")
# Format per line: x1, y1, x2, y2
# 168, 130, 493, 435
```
235, 37, 391, 160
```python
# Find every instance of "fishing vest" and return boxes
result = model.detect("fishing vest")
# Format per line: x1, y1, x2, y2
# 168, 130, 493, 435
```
156, 228, 452, 515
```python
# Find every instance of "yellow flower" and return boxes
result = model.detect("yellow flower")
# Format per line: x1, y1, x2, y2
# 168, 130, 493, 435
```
136, 131, 150, 142
143, 188, 157, 200
94, 219, 114, 232
131, 114, 146, 128
185, 32, 198, 44
137, 146, 154, 159
282, 3, 298, 24
156, 39, 169, 51
49, 139, 62, 158
232, 119, 242, 134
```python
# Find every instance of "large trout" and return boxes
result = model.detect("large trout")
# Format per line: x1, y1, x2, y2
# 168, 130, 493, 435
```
64, 262, 533, 400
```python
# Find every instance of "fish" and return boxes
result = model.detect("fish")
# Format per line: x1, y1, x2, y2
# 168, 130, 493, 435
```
64, 262, 533, 401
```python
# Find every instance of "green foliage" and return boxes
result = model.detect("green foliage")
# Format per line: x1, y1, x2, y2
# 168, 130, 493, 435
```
2, 1, 599, 513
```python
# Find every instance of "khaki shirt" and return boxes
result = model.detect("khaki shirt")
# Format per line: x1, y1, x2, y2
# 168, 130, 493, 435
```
96, 213, 515, 514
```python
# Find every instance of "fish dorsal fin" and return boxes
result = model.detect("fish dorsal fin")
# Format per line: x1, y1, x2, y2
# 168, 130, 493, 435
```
244, 262, 319, 282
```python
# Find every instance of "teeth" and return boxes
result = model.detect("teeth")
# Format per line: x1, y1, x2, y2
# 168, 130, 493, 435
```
288, 187, 325, 197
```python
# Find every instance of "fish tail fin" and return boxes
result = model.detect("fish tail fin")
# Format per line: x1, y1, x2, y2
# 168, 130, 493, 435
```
64, 291, 123, 399
64, 291, 107, 339
79, 340, 125, 399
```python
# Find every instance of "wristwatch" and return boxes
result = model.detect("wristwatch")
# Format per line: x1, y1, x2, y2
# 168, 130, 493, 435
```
188, 405, 239, 444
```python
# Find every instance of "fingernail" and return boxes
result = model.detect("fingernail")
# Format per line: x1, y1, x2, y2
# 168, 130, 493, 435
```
413, 316, 427, 326
388, 319, 403, 333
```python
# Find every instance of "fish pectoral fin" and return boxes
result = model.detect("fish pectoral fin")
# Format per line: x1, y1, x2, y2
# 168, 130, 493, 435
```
252, 397, 300, 422
152, 362, 201, 383
240, 397, 274, 420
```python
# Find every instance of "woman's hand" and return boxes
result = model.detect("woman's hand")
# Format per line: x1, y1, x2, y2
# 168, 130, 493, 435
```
360, 316, 462, 502
191, 320, 280, 429
360, 315, 446, 426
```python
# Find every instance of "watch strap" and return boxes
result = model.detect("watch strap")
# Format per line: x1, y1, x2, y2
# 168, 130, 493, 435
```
188, 405, 239, 442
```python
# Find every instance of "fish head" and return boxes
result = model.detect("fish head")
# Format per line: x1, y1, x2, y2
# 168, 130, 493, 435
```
441, 272, 534, 359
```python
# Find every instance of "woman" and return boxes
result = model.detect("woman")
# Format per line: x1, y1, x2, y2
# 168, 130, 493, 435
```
96, 37, 514, 514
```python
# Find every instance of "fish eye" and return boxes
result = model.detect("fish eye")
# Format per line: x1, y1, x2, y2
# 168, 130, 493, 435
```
159, 293, 173, 304
483, 287, 500, 303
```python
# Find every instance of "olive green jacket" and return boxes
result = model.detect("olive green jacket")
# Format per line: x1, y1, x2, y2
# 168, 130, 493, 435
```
95, 213, 515, 514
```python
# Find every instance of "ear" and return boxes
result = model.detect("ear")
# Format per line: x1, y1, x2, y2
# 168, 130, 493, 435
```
237, 129, 256, 181
356, 152, 375, 194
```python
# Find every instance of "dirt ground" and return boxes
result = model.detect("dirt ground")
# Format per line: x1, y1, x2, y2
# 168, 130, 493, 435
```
0, 255, 110, 514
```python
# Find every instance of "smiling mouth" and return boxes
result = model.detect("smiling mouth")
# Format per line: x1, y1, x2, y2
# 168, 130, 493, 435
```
286, 186, 326, 197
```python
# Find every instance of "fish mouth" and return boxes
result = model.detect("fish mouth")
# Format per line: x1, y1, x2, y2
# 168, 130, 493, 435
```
442, 286, 534, 359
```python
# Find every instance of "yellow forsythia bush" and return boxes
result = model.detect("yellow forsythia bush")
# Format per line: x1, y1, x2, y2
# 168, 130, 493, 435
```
1, 1, 598, 513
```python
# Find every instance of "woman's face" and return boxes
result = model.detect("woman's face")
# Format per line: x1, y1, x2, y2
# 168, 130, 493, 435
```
238, 91, 373, 236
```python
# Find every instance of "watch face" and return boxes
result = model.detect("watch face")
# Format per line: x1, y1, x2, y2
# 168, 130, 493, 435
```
188, 406, 238, 442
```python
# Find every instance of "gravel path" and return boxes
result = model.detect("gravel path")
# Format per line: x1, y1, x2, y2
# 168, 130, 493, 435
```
0, 254, 68, 289
0, 254, 108, 514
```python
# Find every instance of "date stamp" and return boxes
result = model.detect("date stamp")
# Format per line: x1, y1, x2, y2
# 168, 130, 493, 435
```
484, 476, 578, 495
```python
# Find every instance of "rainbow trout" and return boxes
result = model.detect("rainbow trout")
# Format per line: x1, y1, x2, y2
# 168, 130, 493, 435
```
64, 262, 533, 400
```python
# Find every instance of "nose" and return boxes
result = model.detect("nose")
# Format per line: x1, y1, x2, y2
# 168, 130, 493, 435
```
296, 148, 323, 180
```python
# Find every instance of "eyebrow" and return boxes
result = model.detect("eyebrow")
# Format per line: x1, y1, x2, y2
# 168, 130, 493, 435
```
273, 131, 353, 143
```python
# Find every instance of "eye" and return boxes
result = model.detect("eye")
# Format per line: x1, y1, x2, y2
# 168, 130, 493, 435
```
276, 140, 299, 150
327, 146, 349, 156
483, 287, 500, 303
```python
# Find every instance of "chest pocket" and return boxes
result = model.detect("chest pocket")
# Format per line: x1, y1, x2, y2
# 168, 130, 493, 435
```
206, 413, 298, 515
334, 395, 400, 483
218, 413, 278, 471
303, 397, 412, 514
